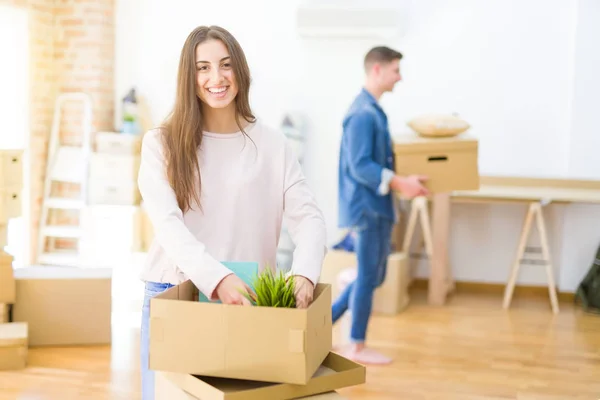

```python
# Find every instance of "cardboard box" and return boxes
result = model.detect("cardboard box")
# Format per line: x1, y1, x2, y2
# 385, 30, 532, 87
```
393, 133, 479, 193
140, 206, 155, 251
296, 394, 347, 399
150, 281, 333, 384
155, 352, 363, 400
0, 185, 22, 223
95, 131, 142, 154
89, 180, 141, 205
0, 303, 9, 323
12, 266, 112, 346
79, 205, 143, 258
0, 224, 7, 248
0, 149, 23, 188
0, 251, 15, 304
373, 252, 410, 314
90, 152, 141, 181
319, 250, 355, 291
0, 322, 28, 370
332, 252, 410, 315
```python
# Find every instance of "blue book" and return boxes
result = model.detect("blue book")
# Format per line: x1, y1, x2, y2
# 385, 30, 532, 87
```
197, 261, 259, 303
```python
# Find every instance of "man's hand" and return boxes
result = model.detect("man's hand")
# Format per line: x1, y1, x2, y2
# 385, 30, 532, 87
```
390, 175, 429, 198
293, 275, 314, 309
215, 274, 255, 306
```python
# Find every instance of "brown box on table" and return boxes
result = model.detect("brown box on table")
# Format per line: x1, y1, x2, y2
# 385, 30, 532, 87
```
393, 134, 479, 193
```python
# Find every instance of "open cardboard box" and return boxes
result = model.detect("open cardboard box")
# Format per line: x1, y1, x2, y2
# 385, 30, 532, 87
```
155, 352, 364, 400
150, 280, 333, 385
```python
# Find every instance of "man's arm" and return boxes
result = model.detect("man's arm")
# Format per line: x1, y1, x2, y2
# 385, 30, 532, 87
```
343, 111, 386, 193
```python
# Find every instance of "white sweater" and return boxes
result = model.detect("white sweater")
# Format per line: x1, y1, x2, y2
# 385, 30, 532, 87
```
137, 120, 327, 299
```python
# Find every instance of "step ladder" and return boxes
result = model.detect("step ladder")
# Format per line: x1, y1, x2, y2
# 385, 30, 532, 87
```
36, 93, 92, 267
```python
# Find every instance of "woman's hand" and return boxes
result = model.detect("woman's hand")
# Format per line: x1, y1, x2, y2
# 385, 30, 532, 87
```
293, 275, 314, 309
215, 274, 255, 306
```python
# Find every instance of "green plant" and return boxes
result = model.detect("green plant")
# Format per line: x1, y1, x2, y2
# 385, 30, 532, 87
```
240, 268, 296, 308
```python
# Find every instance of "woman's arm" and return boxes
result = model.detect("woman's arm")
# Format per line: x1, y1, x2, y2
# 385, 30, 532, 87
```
137, 130, 232, 299
282, 140, 328, 287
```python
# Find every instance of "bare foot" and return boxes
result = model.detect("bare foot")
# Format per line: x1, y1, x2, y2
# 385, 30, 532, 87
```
339, 346, 392, 365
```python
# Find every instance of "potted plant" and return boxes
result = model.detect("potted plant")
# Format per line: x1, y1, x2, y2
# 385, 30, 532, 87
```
242, 268, 296, 308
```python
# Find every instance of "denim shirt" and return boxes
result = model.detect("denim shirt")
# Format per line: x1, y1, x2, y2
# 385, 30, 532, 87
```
338, 88, 396, 228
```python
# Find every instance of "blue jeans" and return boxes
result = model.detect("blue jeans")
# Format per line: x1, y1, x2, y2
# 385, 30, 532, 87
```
140, 281, 174, 400
332, 213, 392, 342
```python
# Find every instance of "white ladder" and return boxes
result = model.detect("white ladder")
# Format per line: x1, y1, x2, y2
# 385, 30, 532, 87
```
36, 92, 92, 267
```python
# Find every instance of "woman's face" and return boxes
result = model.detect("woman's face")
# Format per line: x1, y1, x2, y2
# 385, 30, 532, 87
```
195, 39, 238, 109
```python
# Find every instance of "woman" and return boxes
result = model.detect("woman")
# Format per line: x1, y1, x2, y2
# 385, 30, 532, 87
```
137, 25, 327, 399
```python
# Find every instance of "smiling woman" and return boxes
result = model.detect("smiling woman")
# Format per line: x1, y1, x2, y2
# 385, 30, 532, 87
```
136, 25, 327, 400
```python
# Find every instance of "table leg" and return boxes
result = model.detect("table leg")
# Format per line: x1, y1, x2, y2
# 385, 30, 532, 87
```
430, 192, 451, 305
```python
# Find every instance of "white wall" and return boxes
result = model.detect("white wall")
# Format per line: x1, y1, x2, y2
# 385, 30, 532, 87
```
115, 0, 600, 292
558, 0, 600, 291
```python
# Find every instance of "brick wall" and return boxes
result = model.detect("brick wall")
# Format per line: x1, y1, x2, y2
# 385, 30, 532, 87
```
0, 0, 115, 262
55, 0, 115, 141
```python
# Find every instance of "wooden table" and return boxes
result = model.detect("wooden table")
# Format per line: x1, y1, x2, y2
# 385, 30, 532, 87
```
430, 193, 451, 306
450, 176, 600, 312
453, 176, 600, 205
397, 193, 452, 307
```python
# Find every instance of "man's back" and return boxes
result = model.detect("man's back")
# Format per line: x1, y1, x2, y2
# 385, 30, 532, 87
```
338, 88, 395, 229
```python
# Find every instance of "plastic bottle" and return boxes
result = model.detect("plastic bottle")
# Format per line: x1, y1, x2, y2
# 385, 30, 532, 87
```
121, 88, 140, 135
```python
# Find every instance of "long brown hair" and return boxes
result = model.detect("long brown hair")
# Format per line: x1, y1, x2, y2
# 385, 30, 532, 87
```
161, 25, 256, 212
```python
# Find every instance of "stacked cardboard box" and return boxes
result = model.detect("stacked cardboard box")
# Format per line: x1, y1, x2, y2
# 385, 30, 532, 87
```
0, 149, 23, 252
151, 280, 366, 399
0, 321, 28, 370
0, 252, 16, 322
321, 250, 411, 315
84, 132, 144, 257
0, 252, 28, 371
12, 266, 112, 347
0, 149, 29, 371
80, 204, 144, 261
89, 132, 142, 205
139, 205, 154, 252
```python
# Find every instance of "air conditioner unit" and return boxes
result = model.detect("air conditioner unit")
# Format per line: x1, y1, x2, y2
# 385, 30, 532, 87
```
295, 0, 409, 39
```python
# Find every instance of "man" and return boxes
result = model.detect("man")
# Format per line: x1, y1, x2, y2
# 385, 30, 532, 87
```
333, 46, 428, 365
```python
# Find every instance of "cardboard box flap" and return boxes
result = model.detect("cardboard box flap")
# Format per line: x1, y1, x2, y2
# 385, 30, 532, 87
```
393, 134, 478, 154
306, 285, 333, 380
160, 352, 365, 400
0, 322, 28, 347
